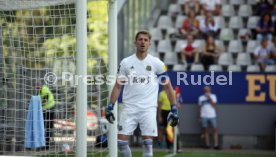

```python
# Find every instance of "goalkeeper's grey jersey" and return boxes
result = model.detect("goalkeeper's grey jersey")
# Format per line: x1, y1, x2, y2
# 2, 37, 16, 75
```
117, 53, 166, 111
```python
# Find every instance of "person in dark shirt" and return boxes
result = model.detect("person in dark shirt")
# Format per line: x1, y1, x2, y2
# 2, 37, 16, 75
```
256, 12, 274, 41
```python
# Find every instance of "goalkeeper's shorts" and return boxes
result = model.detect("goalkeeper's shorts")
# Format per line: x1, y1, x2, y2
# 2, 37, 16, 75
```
118, 108, 157, 137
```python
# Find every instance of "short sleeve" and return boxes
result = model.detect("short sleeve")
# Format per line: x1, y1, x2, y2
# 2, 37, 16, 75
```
254, 47, 260, 56
198, 96, 202, 106
199, 19, 206, 31
181, 43, 187, 50
158, 92, 163, 102
211, 20, 219, 31
155, 58, 167, 75
117, 59, 127, 79
211, 94, 217, 103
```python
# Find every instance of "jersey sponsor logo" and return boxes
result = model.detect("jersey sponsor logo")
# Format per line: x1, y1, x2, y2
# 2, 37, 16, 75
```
132, 76, 151, 84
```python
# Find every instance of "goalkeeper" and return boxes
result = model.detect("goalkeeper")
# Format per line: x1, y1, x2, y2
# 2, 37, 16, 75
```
106, 31, 179, 157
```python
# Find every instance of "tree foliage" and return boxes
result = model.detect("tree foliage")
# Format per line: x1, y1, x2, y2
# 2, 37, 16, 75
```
1, 1, 108, 72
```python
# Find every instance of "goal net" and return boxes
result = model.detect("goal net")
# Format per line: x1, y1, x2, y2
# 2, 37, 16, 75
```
0, 0, 109, 156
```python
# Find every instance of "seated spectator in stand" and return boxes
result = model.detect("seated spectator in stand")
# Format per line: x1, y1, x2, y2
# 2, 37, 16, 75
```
256, 12, 274, 41
274, 17, 276, 36
201, 35, 223, 70
200, 11, 219, 38
184, 0, 200, 15
180, 34, 199, 64
200, 0, 221, 16
270, 37, 276, 63
272, 3, 276, 16
254, 38, 275, 71
256, 0, 272, 15
180, 11, 200, 38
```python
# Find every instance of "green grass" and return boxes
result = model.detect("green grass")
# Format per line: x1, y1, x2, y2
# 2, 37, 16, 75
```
171, 152, 276, 157
45, 151, 276, 157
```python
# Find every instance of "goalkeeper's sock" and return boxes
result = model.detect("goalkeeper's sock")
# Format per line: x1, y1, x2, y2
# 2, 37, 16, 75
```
118, 140, 132, 157
142, 139, 153, 157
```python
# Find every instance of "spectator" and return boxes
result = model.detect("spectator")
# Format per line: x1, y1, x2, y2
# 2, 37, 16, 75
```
181, 10, 200, 38
270, 37, 276, 63
256, 0, 272, 15
200, 0, 221, 16
256, 12, 274, 41
254, 38, 275, 71
201, 35, 223, 70
274, 17, 276, 36
36, 81, 55, 150
200, 11, 219, 38
184, 0, 200, 15
272, 3, 276, 16
198, 86, 219, 149
180, 34, 199, 64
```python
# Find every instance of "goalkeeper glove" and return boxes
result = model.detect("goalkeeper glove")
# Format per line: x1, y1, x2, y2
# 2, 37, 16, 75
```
106, 103, 115, 124
167, 104, 179, 127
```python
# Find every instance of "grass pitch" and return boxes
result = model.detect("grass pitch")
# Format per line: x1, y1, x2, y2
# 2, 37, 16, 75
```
46, 150, 276, 157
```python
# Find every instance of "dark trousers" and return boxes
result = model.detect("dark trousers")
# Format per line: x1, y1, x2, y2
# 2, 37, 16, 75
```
201, 55, 215, 71
43, 110, 54, 149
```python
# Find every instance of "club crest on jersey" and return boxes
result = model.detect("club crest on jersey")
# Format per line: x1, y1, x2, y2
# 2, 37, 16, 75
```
118, 125, 123, 131
130, 66, 134, 70
146, 65, 152, 71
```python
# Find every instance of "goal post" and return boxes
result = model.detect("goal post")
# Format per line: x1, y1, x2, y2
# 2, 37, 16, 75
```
107, 0, 118, 157
76, 0, 87, 157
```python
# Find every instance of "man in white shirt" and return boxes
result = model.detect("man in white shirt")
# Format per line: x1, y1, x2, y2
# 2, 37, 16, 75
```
106, 31, 179, 157
198, 86, 219, 149
270, 37, 276, 63
254, 38, 275, 71
200, 0, 221, 15
200, 11, 219, 37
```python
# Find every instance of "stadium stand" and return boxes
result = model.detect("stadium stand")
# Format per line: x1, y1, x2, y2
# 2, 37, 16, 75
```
190, 64, 204, 72
227, 64, 242, 72
218, 53, 234, 66
246, 65, 261, 72
229, 0, 245, 5
228, 40, 243, 53
150, 0, 276, 72
265, 65, 276, 72
237, 4, 253, 17
173, 64, 187, 71
208, 64, 223, 72
236, 53, 252, 66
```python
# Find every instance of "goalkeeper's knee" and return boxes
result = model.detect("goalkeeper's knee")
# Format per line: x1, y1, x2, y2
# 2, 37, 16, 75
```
118, 140, 132, 157
142, 139, 153, 157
